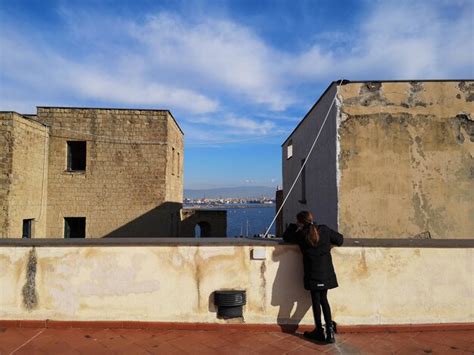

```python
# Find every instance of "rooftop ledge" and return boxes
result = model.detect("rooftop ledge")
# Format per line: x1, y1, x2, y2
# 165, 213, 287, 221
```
0, 237, 473, 248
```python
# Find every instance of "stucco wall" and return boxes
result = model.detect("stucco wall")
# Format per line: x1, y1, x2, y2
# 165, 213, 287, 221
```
35, 108, 184, 238
1, 242, 471, 326
0, 113, 49, 238
337, 81, 474, 238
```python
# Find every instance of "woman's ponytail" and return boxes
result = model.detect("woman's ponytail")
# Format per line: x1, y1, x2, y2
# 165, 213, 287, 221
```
296, 211, 320, 246
308, 223, 320, 246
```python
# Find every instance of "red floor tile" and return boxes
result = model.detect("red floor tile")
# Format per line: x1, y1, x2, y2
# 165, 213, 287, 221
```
2, 327, 473, 354
0, 327, 44, 354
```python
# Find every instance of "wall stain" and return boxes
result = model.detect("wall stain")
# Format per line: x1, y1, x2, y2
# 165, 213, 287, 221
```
259, 261, 267, 312
458, 81, 474, 102
356, 250, 370, 279
345, 82, 393, 107
22, 248, 38, 311
452, 114, 474, 143
193, 248, 202, 312
406, 82, 427, 108
411, 191, 428, 232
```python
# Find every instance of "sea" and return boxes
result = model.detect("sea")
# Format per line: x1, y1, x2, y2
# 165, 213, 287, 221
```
184, 204, 276, 237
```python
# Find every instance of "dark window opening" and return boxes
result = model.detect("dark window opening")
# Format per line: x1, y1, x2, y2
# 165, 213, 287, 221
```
171, 147, 175, 175
22, 219, 33, 238
299, 158, 307, 204
64, 217, 86, 238
195, 221, 211, 238
67, 141, 86, 171
177, 152, 180, 177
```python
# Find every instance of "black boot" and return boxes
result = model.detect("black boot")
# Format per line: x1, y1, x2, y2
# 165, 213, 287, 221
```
325, 325, 335, 343
303, 328, 325, 342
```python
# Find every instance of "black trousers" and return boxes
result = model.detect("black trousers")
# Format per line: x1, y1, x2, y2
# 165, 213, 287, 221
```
310, 289, 332, 329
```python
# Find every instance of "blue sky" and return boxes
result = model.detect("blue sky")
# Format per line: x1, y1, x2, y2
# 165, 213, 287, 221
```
1, 0, 473, 189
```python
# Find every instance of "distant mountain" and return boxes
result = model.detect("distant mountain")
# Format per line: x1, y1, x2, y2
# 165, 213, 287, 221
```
184, 186, 277, 199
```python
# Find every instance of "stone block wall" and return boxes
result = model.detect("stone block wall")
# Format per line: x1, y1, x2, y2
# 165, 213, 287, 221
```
35, 108, 183, 238
165, 113, 184, 204
0, 113, 49, 238
0, 113, 14, 237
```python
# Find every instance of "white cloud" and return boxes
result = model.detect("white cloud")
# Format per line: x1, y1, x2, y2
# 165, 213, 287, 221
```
0, 23, 218, 114
129, 13, 293, 111
1, 1, 472, 146
218, 117, 275, 135
332, 1, 473, 79
71, 70, 218, 113
181, 115, 283, 146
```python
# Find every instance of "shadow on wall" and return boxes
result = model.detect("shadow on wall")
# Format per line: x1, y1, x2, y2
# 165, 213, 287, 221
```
180, 209, 227, 238
103, 202, 182, 238
271, 246, 312, 333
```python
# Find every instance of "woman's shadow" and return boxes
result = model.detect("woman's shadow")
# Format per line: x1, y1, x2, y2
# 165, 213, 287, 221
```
271, 245, 312, 333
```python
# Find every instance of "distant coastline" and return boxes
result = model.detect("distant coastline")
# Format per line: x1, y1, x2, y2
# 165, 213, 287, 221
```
184, 203, 275, 209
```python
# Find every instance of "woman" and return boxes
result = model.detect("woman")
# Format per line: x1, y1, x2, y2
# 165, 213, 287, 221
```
282, 211, 343, 343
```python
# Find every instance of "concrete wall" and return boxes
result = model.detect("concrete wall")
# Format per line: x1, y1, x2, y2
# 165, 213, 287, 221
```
282, 83, 339, 231
0, 113, 49, 238
337, 81, 474, 238
35, 108, 184, 238
1, 242, 471, 326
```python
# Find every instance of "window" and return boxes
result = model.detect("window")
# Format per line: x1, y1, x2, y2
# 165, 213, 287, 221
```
177, 152, 180, 177
22, 219, 33, 238
171, 147, 175, 175
64, 217, 86, 238
67, 141, 86, 171
287, 140, 293, 159
300, 158, 307, 204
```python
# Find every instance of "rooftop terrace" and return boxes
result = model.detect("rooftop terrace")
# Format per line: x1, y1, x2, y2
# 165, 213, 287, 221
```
2, 326, 472, 354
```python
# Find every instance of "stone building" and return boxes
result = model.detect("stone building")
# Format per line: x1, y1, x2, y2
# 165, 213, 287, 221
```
0, 107, 226, 238
280, 80, 473, 238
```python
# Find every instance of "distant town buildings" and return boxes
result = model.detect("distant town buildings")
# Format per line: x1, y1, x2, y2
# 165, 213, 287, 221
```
279, 80, 473, 239
184, 197, 275, 206
0, 107, 226, 238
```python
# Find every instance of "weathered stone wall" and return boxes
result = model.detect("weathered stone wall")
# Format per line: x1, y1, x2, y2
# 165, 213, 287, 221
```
36, 108, 183, 238
180, 209, 227, 237
0, 113, 14, 237
165, 113, 184, 203
163, 114, 185, 236
337, 81, 474, 238
0, 113, 49, 238
0, 243, 471, 325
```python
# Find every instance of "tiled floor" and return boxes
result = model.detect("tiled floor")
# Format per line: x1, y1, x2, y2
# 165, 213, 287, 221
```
1, 327, 472, 354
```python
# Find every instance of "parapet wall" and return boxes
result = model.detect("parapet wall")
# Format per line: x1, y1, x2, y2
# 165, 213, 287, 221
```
1, 239, 472, 326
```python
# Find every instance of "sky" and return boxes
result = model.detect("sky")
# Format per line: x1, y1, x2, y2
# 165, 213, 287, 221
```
1, 0, 473, 189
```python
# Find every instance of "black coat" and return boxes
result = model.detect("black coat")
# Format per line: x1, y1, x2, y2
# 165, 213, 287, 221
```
282, 223, 344, 291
